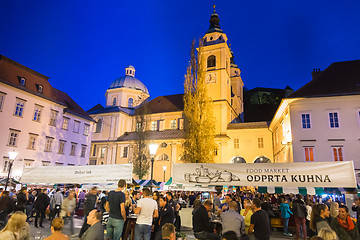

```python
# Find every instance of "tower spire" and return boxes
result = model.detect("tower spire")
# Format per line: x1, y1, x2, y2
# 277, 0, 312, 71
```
206, 5, 223, 34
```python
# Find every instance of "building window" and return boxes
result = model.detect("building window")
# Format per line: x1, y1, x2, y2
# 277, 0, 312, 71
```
84, 124, 90, 136
258, 137, 264, 148
112, 97, 117, 106
332, 146, 343, 161
62, 117, 70, 130
329, 112, 339, 128
151, 121, 158, 131
20, 77, 26, 86
100, 147, 106, 158
95, 119, 102, 133
0, 92, 6, 111
234, 139, 239, 148
49, 110, 58, 126
123, 147, 128, 158
158, 154, 169, 161
304, 147, 314, 161
58, 140, 66, 154
214, 148, 218, 156
92, 145, 97, 157
14, 98, 25, 117
55, 162, 63, 166
73, 120, 80, 133
3, 160, 10, 172
301, 113, 311, 129
81, 145, 87, 158
33, 105, 43, 122
28, 134, 37, 150
24, 160, 33, 167
45, 137, 54, 152
207, 55, 216, 68
128, 98, 133, 108
42, 161, 49, 166
70, 143, 77, 156
160, 142, 167, 148
8, 130, 19, 147
89, 160, 97, 165
170, 120, 177, 130
136, 122, 142, 131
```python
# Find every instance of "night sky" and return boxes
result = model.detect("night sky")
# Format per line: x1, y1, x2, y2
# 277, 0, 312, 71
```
1, 1, 359, 111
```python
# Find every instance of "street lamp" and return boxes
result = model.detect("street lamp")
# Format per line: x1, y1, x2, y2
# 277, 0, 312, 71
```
149, 143, 159, 186
6, 150, 18, 191
162, 166, 167, 182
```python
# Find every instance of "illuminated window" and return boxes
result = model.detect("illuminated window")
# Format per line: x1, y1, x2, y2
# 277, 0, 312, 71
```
33, 105, 43, 122
49, 110, 58, 126
329, 112, 339, 128
70, 143, 77, 156
14, 98, 25, 117
301, 113, 311, 129
8, 129, 19, 147
73, 120, 80, 133
234, 139, 239, 148
304, 147, 314, 161
207, 55, 216, 68
24, 160, 33, 167
258, 137, 264, 148
151, 121, 158, 131
84, 124, 90, 136
0, 92, 6, 111
170, 120, 177, 129
100, 147, 106, 158
58, 140, 66, 154
20, 77, 26, 86
62, 117, 70, 130
81, 145, 87, 158
332, 146, 343, 161
28, 134, 37, 150
45, 137, 54, 152
136, 122, 142, 131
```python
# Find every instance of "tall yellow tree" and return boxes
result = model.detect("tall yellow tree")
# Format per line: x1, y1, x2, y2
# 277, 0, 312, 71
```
183, 40, 216, 163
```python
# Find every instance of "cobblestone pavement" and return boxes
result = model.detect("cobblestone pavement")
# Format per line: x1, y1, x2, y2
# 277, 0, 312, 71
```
30, 217, 296, 240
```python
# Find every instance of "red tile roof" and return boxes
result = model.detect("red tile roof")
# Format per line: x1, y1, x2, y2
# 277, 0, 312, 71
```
0, 55, 93, 121
136, 94, 184, 114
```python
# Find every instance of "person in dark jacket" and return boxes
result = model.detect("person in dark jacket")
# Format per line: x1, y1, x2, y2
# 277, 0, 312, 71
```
192, 199, 220, 240
79, 187, 98, 238
292, 194, 307, 239
155, 196, 175, 240
351, 197, 360, 233
331, 205, 359, 240
0, 191, 15, 228
16, 187, 28, 212
34, 189, 50, 228
25, 190, 35, 221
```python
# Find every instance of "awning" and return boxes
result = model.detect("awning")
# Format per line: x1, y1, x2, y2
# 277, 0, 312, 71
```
257, 186, 357, 195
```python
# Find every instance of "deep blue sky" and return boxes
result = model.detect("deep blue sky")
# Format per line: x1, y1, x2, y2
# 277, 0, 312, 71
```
1, 1, 359, 111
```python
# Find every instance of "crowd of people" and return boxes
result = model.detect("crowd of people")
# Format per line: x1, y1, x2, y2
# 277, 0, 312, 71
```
0, 183, 359, 240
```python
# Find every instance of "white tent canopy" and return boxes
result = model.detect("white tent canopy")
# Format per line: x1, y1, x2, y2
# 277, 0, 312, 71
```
21, 164, 133, 185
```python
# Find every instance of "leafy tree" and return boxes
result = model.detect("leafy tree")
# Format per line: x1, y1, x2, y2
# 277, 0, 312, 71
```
132, 99, 150, 179
182, 40, 216, 163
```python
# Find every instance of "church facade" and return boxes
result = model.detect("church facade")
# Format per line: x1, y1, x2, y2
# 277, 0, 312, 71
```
88, 9, 273, 181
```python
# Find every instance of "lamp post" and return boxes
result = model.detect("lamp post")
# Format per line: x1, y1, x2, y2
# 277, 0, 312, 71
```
162, 166, 167, 182
148, 143, 159, 187
6, 151, 18, 191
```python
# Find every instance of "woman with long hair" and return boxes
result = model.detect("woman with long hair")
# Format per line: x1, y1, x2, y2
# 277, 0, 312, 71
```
0, 211, 30, 240
44, 217, 69, 240
310, 204, 333, 235
240, 198, 253, 234
330, 205, 359, 240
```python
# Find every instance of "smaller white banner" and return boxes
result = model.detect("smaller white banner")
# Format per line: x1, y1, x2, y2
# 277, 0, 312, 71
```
21, 164, 132, 185
173, 162, 356, 188
163, 185, 216, 192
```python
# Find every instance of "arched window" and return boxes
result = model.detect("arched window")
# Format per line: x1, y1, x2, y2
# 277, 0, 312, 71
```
232, 156, 246, 163
254, 156, 271, 163
95, 119, 102, 133
128, 98, 133, 108
207, 55, 216, 68
112, 97, 117, 106
160, 142, 167, 148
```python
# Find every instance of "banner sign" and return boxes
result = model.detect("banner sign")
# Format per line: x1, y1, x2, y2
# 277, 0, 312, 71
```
163, 185, 216, 192
21, 164, 132, 185
173, 162, 356, 188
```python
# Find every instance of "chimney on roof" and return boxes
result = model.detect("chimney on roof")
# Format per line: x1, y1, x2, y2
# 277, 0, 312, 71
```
311, 68, 322, 80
